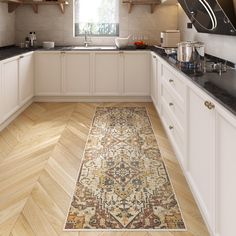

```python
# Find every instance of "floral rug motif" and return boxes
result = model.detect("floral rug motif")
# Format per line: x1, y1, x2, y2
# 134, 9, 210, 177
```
64, 107, 186, 231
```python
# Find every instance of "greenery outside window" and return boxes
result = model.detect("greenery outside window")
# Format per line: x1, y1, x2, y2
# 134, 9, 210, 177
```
74, 0, 119, 37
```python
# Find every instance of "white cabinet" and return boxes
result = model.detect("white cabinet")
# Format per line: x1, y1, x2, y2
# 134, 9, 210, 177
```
64, 52, 91, 95
1, 57, 19, 120
19, 53, 34, 105
35, 52, 62, 96
215, 109, 236, 236
123, 52, 150, 96
151, 53, 158, 106
187, 87, 215, 228
93, 52, 121, 96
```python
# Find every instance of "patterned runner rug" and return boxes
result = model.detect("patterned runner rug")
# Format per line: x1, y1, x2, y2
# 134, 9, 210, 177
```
64, 107, 186, 231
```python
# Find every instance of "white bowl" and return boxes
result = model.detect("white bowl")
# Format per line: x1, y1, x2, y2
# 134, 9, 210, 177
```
115, 37, 129, 49
42, 41, 55, 49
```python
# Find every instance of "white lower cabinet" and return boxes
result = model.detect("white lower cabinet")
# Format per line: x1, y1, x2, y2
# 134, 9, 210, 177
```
63, 52, 91, 95
1, 57, 19, 121
93, 52, 121, 95
123, 52, 150, 96
19, 53, 34, 105
35, 52, 62, 96
151, 53, 158, 107
187, 87, 215, 228
215, 109, 236, 236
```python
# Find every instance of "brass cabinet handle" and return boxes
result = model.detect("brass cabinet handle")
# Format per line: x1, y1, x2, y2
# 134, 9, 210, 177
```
61, 51, 66, 54
19, 55, 24, 59
169, 79, 174, 83
169, 102, 174, 107
204, 101, 215, 110
169, 125, 174, 130
153, 55, 156, 59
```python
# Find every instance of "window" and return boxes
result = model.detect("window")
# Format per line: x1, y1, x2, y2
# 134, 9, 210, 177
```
74, 0, 119, 37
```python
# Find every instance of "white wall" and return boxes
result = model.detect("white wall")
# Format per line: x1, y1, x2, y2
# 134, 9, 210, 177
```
0, 3, 15, 47
178, 4, 236, 63
15, 0, 178, 46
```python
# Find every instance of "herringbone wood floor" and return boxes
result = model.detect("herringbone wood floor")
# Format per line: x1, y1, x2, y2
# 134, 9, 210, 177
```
0, 102, 209, 236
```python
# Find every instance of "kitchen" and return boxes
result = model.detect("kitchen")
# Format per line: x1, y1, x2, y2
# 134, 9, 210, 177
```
0, 0, 235, 236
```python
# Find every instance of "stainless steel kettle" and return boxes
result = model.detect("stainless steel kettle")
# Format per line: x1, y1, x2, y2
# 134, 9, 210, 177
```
177, 41, 205, 63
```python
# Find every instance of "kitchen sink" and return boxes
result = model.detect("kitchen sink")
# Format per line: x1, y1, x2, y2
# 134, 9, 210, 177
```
63, 46, 117, 50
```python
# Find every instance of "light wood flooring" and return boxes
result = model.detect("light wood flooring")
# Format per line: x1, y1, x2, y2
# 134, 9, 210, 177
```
0, 102, 209, 236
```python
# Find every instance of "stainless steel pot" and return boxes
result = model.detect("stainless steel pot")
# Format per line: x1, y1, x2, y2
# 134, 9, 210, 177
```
177, 41, 205, 63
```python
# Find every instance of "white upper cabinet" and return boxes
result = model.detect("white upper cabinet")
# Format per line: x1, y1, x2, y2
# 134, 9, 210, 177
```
19, 53, 34, 105
123, 52, 150, 96
35, 52, 62, 96
93, 52, 121, 96
1, 57, 19, 120
64, 52, 91, 95
215, 108, 236, 236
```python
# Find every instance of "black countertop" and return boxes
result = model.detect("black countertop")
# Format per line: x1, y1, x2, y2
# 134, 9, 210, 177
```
150, 46, 236, 116
0, 45, 236, 116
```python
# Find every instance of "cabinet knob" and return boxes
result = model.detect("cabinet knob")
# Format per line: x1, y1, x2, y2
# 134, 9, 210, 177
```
169, 79, 174, 83
169, 125, 174, 130
61, 51, 66, 54
19, 55, 24, 59
204, 101, 215, 110
153, 56, 156, 59
169, 102, 174, 107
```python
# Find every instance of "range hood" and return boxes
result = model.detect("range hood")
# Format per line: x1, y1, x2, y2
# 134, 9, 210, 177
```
178, 0, 236, 35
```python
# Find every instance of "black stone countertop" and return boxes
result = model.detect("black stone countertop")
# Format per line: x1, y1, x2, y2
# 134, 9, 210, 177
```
0, 45, 236, 116
150, 46, 236, 116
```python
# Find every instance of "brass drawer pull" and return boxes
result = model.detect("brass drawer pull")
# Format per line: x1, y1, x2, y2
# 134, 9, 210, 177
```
169, 125, 174, 130
153, 56, 156, 59
204, 101, 215, 110
169, 79, 174, 83
169, 102, 174, 107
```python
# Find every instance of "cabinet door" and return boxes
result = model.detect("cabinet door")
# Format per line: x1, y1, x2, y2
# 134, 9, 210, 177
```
151, 53, 157, 105
19, 53, 34, 104
1, 58, 19, 120
216, 110, 236, 236
35, 52, 61, 96
64, 52, 90, 95
123, 52, 150, 96
188, 87, 215, 227
93, 52, 121, 96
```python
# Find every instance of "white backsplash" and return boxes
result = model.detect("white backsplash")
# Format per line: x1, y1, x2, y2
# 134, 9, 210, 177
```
15, 0, 178, 46
178, 4, 236, 63
0, 3, 15, 47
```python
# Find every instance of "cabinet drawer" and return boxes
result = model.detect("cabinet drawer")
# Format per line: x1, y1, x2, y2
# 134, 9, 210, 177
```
162, 85, 185, 130
161, 102, 184, 157
162, 65, 185, 102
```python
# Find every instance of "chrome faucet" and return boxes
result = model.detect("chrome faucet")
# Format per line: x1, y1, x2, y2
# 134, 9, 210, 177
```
84, 32, 91, 47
